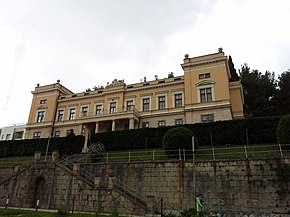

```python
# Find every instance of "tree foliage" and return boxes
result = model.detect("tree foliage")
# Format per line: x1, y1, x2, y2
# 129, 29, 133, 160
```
228, 56, 239, 82
276, 115, 290, 144
239, 64, 278, 117
276, 70, 290, 115
163, 127, 194, 157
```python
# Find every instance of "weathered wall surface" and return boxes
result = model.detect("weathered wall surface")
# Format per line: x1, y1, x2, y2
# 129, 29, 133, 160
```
0, 158, 290, 216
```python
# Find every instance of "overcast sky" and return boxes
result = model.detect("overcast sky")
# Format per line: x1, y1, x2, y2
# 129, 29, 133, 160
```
1, 0, 290, 128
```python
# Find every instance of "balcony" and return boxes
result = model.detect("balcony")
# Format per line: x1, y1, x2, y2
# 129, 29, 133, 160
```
80, 106, 140, 122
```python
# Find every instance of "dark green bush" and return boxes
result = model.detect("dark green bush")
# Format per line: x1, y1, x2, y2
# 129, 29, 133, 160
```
276, 115, 290, 144
163, 127, 194, 157
0, 135, 84, 158
179, 208, 196, 217
163, 127, 194, 150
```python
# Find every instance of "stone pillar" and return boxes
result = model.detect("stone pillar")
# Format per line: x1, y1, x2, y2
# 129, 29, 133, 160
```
95, 122, 99, 134
73, 163, 80, 174
52, 151, 59, 162
34, 151, 41, 162
108, 176, 114, 190
82, 126, 89, 153
112, 120, 116, 131
129, 118, 135, 130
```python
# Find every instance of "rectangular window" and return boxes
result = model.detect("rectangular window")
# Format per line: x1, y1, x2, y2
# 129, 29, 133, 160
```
143, 98, 150, 111
174, 94, 183, 108
142, 122, 149, 128
6, 134, 11, 140
69, 108, 76, 120
126, 100, 134, 111
200, 88, 212, 103
158, 120, 166, 127
36, 111, 45, 123
57, 110, 64, 121
158, 96, 166, 109
175, 119, 183, 125
81, 106, 88, 117
199, 73, 210, 79
96, 104, 102, 115
201, 114, 214, 123
33, 132, 41, 139
110, 102, 116, 113
54, 131, 60, 138
40, 99, 47, 104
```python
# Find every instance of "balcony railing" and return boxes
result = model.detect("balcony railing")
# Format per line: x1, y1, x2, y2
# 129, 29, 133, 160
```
80, 106, 140, 119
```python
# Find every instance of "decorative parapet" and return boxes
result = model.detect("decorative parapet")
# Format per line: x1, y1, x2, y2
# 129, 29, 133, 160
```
106, 79, 125, 88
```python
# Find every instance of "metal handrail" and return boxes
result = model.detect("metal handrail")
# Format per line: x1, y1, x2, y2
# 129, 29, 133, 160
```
113, 178, 147, 204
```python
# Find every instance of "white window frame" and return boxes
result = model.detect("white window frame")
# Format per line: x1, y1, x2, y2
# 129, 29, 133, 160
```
94, 103, 103, 115
141, 96, 151, 112
36, 110, 45, 123
142, 122, 150, 128
81, 105, 89, 117
125, 99, 135, 111
33, 132, 41, 139
201, 114, 214, 123
196, 83, 215, 103
57, 109, 64, 122
158, 120, 166, 127
172, 91, 184, 108
155, 93, 167, 110
68, 107, 76, 120
175, 119, 183, 125
108, 100, 117, 113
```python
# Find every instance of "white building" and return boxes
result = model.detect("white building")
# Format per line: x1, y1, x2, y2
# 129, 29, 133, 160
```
0, 124, 26, 141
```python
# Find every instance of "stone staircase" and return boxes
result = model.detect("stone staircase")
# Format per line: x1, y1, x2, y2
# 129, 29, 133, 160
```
56, 155, 148, 210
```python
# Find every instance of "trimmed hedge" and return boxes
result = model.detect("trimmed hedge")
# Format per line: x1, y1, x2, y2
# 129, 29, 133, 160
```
276, 115, 290, 144
0, 116, 282, 158
92, 116, 281, 151
0, 135, 84, 158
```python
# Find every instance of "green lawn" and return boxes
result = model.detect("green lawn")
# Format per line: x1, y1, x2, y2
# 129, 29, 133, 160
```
0, 209, 88, 217
0, 144, 289, 166
196, 143, 290, 160
0, 156, 34, 167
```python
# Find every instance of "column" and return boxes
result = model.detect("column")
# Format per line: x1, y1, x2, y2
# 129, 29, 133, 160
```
112, 120, 116, 131
129, 118, 135, 130
95, 122, 99, 134
82, 126, 89, 153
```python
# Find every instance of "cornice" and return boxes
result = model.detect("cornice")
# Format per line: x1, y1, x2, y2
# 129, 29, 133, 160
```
181, 56, 227, 69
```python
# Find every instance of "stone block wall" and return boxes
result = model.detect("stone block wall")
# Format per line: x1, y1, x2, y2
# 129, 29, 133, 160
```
0, 158, 290, 216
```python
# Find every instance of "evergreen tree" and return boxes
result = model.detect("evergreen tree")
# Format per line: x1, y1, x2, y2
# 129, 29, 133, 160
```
276, 70, 290, 115
228, 55, 240, 82
239, 64, 278, 117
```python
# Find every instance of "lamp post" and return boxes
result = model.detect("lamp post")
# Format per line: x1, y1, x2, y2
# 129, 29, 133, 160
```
44, 136, 51, 162
192, 136, 196, 209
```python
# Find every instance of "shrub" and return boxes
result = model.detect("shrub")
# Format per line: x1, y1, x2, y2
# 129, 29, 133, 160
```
180, 208, 196, 217
163, 127, 194, 157
57, 208, 69, 215
276, 115, 290, 144
111, 208, 119, 217
89, 142, 105, 162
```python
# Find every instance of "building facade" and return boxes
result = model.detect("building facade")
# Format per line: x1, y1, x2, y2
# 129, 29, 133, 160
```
0, 124, 26, 141
25, 50, 244, 149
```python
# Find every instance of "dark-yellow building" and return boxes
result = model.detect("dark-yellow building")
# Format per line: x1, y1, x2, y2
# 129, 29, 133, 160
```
25, 49, 244, 151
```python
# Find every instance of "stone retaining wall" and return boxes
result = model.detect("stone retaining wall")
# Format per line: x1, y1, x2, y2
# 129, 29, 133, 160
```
0, 158, 289, 216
